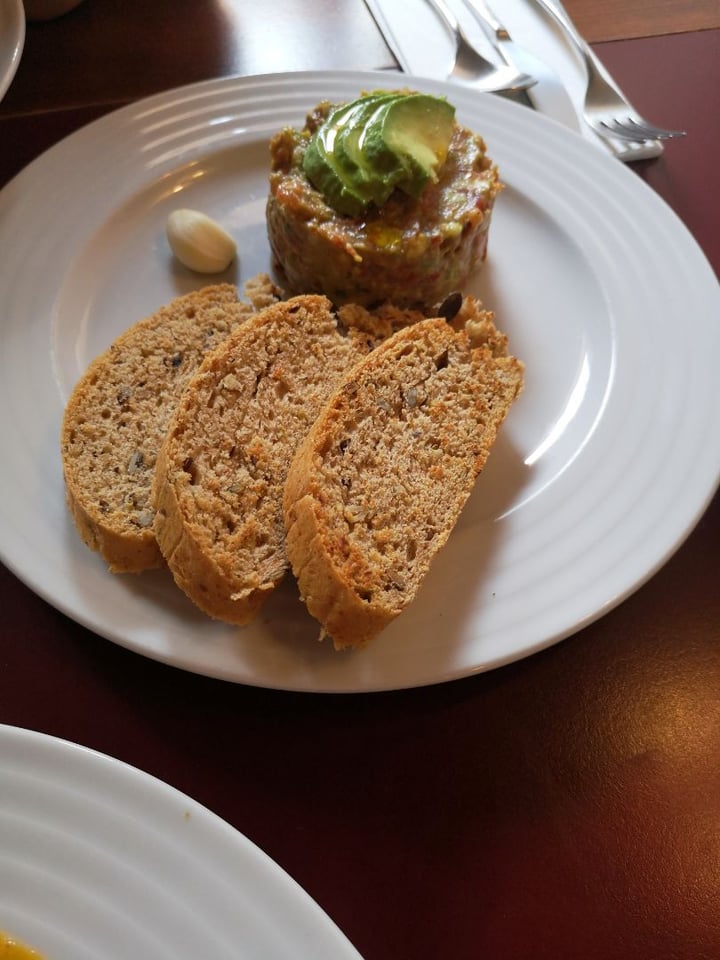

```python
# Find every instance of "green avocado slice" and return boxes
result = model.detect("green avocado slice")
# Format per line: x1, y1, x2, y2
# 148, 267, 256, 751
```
302, 111, 370, 217
362, 94, 456, 197
332, 93, 407, 200
303, 93, 403, 216
302, 91, 456, 217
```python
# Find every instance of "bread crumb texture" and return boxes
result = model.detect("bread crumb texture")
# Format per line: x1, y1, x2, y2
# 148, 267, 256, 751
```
284, 309, 524, 650
61, 276, 281, 573
152, 294, 418, 625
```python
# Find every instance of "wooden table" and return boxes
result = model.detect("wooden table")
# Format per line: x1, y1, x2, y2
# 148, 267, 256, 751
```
1, 3, 719, 958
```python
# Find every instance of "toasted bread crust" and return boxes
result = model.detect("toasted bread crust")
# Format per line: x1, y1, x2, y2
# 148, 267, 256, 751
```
151, 294, 417, 624
283, 310, 524, 650
61, 277, 280, 573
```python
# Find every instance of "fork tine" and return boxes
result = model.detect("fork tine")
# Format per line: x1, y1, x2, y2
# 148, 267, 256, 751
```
530, 0, 687, 150
599, 118, 686, 142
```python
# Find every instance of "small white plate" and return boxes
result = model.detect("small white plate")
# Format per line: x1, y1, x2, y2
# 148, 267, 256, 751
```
0, 0, 24, 101
0, 71, 718, 692
0, 724, 361, 959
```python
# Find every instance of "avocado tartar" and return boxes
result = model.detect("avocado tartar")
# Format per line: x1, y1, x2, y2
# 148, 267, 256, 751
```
266, 90, 502, 309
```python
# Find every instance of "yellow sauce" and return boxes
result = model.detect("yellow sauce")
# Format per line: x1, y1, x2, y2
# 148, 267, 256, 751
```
0, 932, 44, 959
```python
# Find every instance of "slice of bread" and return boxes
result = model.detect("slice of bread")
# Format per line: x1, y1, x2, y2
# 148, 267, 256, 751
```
283, 303, 524, 650
151, 294, 424, 625
61, 276, 281, 573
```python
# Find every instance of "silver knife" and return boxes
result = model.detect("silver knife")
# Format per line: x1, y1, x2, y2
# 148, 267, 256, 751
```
460, 0, 535, 105
364, 0, 579, 133
365, 0, 534, 93
459, 0, 582, 132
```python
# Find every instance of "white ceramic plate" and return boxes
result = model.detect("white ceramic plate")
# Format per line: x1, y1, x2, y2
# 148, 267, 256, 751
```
0, 71, 718, 692
0, 724, 361, 959
0, 0, 24, 101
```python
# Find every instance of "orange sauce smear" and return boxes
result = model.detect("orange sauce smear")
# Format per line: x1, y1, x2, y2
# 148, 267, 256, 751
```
0, 932, 45, 959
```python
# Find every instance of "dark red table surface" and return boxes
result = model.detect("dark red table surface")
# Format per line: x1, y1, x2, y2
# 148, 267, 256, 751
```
1, 3, 719, 958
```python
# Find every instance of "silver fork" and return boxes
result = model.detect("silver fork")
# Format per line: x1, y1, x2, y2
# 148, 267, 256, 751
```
531, 0, 685, 142
423, 0, 536, 93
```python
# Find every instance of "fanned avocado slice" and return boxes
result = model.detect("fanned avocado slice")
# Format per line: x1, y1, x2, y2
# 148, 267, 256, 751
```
302, 91, 456, 217
362, 94, 456, 197
332, 93, 407, 202
302, 104, 371, 217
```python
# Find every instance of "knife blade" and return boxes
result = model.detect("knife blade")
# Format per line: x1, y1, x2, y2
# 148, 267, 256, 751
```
458, 0, 585, 132
364, 0, 535, 94
363, 0, 580, 131
459, 0, 538, 106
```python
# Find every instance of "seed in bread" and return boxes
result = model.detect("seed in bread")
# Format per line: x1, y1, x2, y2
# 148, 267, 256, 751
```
61, 276, 281, 573
283, 305, 524, 650
151, 294, 423, 625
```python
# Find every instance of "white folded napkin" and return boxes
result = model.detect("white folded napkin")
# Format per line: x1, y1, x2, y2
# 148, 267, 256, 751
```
364, 0, 663, 161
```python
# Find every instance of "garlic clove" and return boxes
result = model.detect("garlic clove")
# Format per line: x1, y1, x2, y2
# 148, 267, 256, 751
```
166, 209, 237, 274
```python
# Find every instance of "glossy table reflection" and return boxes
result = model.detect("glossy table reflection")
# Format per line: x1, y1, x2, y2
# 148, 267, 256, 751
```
1, 2, 719, 958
